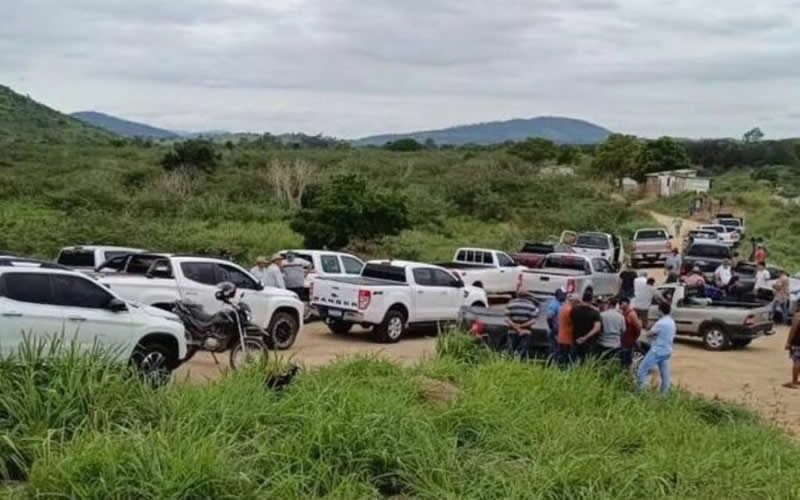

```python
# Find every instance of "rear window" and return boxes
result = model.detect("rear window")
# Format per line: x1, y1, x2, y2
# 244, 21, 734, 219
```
574, 234, 608, 249
718, 219, 741, 227
362, 264, 407, 283
689, 231, 716, 239
634, 230, 667, 240
520, 243, 554, 254
687, 245, 732, 258
56, 249, 95, 267
542, 255, 590, 273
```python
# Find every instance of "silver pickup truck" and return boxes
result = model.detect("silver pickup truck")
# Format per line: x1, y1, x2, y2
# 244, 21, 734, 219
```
648, 284, 774, 351
519, 253, 620, 298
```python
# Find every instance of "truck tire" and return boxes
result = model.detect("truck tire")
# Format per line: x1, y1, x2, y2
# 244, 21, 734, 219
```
701, 323, 730, 351
471, 301, 487, 308
372, 308, 406, 343
328, 320, 353, 335
267, 312, 299, 350
129, 341, 174, 387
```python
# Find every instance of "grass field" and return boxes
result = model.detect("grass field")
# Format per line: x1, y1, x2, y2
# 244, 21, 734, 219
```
2, 336, 799, 499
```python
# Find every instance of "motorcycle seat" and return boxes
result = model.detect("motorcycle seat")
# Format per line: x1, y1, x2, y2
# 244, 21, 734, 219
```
177, 301, 224, 327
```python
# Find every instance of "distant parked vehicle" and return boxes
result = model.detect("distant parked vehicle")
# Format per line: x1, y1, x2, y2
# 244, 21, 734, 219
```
631, 228, 672, 267
681, 243, 734, 277
683, 230, 720, 248
0, 257, 187, 383
560, 231, 625, 270
311, 260, 488, 343
714, 213, 745, 235
512, 242, 563, 268
56, 245, 145, 274
519, 253, 620, 298
436, 248, 526, 295
699, 225, 740, 248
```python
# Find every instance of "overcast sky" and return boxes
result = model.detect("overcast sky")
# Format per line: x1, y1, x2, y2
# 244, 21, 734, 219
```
2, 0, 799, 139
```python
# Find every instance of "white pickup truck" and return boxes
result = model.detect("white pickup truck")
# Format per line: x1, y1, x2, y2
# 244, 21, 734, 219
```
311, 260, 488, 343
436, 248, 526, 294
97, 254, 304, 349
56, 245, 145, 274
560, 231, 624, 270
519, 253, 620, 298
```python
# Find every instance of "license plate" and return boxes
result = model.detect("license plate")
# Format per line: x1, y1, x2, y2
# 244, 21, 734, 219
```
328, 309, 343, 318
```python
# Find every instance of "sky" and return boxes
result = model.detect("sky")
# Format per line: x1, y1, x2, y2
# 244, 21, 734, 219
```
2, 0, 799, 139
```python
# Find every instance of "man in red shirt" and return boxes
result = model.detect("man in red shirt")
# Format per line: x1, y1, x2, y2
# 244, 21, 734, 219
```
619, 296, 642, 368
556, 294, 577, 366
754, 244, 767, 266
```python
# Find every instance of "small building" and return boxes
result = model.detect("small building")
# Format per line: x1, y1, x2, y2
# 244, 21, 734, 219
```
621, 177, 639, 192
644, 169, 711, 198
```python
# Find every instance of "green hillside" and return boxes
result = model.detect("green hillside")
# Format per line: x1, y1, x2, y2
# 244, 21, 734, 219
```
0, 85, 114, 147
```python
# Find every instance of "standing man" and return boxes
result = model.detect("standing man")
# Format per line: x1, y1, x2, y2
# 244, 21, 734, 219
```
557, 294, 577, 366
618, 261, 637, 300
250, 256, 269, 284
713, 259, 733, 291
754, 263, 772, 302
637, 302, 676, 394
546, 289, 566, 358
773, 271, 791, 324
505, 291, 540, 359
672, 218, 683, 240
572, 289, 603, 360
262, 253, 286, 289
754, 244, 768, 266
664, 249, 682, 283
282, 252, 307, 300
619, 296, 642, 368
633, 274, 664, 329
784, 307, 800, 389
599, 297, 624, 358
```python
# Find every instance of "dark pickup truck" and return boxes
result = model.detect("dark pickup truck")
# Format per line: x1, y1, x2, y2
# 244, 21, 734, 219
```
682, 243, 734, 276
512, 242, 557, 268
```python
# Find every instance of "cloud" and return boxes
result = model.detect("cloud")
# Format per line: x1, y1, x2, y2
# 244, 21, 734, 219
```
0, 0, 798, 138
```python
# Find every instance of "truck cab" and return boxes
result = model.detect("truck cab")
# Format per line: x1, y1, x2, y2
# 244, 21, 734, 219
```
561, 231, 624, 270
437, 248, 525, 294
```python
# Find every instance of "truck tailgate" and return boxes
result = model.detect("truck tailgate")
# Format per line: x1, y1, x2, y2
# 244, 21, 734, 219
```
521, 269, 584, 295
633, 241, 670, 254
311, 279, 363, 311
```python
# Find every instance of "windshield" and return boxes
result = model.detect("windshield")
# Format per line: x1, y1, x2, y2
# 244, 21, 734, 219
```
634, 230, 667, 240
574, 234, 608, 249
718, 219, 741, 227
688, 245, 732, 258
541, 255, 590, 273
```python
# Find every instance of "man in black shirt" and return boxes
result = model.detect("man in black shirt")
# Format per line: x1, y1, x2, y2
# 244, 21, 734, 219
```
618, 262, 637, 299
572, 289, 603, 361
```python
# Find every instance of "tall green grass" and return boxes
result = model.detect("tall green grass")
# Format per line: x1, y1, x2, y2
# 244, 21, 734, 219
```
2, 337, 798, 499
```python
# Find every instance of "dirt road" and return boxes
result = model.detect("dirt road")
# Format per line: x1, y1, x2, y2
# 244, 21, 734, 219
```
177, 212, 800, 435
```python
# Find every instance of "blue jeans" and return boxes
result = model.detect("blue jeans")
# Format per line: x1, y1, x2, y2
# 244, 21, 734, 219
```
637, 350, 672, 394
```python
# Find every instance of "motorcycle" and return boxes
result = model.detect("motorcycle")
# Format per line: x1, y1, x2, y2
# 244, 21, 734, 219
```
172, 282, 268, 369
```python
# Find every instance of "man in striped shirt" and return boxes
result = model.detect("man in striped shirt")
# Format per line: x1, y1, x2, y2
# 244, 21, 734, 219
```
505, 291, 540, 359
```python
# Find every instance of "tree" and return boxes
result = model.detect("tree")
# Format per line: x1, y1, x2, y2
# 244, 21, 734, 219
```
743, 127, 764, 143
267, 158, 316, 209
160, 138, 219, 174
590, 134, 642, 182
290, 174, 411, 249
635, 137, 690, 180
384, 138, 423, 152
423, 138, 437, 150
556, 145, 580, 165
508, 138, 558, 164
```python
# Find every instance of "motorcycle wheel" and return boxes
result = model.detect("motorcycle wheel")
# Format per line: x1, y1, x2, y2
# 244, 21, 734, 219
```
229, 337, 268, 370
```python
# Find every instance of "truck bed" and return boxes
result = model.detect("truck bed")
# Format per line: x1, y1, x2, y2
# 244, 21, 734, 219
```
315, 276, 407, 286
436, 262, 493, 270
523, 268, 588, 277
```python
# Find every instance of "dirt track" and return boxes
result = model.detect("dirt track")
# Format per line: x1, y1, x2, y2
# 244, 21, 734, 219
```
176, 211, 800, 436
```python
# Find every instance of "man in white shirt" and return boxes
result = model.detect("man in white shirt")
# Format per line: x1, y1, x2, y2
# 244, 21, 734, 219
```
754, 263, 772, 301
261, 253, 286, 289
714, 259, 733, 290
632, 275, 665, 329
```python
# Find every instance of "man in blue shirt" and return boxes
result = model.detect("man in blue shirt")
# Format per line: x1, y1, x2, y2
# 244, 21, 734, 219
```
546, 289, 566, 358
637, 302, 676, 394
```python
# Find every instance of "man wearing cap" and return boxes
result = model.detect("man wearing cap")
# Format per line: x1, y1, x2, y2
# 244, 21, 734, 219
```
250, 256, 270, 285
261, 253, 286, 289
505, 291, 540, 359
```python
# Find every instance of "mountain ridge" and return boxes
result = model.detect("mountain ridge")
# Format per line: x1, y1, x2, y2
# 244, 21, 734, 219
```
71, 111, 179, 139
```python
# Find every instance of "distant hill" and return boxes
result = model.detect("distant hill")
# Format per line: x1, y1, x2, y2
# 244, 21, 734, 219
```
354, 116, 612, 146
71, 111, 179, 139
0, 85, 113, 146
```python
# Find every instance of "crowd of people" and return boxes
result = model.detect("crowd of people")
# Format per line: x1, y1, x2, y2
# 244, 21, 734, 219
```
250, 252, 308, 300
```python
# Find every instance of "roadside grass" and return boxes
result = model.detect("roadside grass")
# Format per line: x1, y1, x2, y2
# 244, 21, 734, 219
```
2, 336, 799, 499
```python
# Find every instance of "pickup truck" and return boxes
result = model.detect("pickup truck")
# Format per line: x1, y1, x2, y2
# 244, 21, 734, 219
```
560, 231, 624, 270
683, 229, 720, 248
681, 243, 733, 276
97, 254, 304, 349
436, 248, 526, 295
715, 213, 745, 235
511, 242, 570, 268
647, 284, 774, 350
457, 303, 550, 353
630, 228, 672, 267
56, 245, 145, 274
311, 260, 488, 343
700, 225, 740, 247
518, 253, 620, 298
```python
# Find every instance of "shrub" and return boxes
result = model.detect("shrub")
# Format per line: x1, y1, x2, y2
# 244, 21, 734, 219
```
161, 138, 220, 174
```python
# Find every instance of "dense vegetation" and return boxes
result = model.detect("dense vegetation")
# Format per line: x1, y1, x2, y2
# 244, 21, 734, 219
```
2, 337, 799, 499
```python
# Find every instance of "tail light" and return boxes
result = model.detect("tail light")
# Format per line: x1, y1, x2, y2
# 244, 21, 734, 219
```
566, 278, 576, 294
358, 289, 372, 310
744, 314, 755, 326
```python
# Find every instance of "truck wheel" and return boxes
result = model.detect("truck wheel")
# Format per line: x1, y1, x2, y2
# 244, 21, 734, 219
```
373, 309, 406, 343
328, 320, 353, 335
129, 342, 174, 387
731, 339, 752, 348
267, 312, 299, 350
702, 324, 730, 351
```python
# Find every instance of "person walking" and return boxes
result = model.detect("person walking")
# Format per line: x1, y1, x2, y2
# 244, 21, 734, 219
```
556, 294, 577, 366
672, 218, 683, 240
664, 249, 682, 283
546, 289, 566, 359
773, 271, 791, 324
261, 253, 286, 289
637, 302, 676, 394
632, 274, 664, 329
599, 297, 624, 359
572, 289, 603, 361
504, 291, 540, 359
619, 296, 642, 368
282, 252, 307, 300
784, 307, 800, 389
